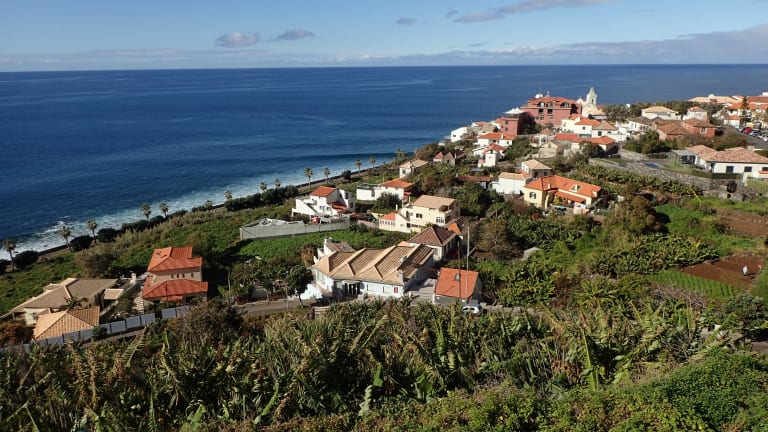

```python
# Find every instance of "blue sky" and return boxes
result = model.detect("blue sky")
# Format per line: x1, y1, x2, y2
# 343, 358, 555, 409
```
2, 0, 768, 71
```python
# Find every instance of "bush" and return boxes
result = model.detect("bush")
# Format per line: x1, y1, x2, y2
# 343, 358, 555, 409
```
69, 235, 93, 252
97, 228, 121, 243
0, 259, 8, 275
14, 250, 39, 269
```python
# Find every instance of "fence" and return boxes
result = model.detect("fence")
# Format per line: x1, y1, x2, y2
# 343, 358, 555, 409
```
3, 306, 192, 353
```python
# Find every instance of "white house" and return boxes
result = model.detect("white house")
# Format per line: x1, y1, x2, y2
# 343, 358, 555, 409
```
688, 145, 768, 175
378, 195, 460, 233
492, 172, 527, 195
356, 178, 414, 202
399, 159, 429, 178
292, 186, 355, 219
450, 126, 471, 142
477, 144, 506, 167
641, 106, 680, 120
311, 243, 435, 299
476, 132, 515, 148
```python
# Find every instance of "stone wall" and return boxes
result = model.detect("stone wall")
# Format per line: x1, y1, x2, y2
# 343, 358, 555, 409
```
240, 219, 350, 240
588, 159, 738, 193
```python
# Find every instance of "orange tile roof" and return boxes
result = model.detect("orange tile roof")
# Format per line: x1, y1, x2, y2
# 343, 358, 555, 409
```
381, 178, 414, 189
555, 133, 580, 142
683, 118, 715, 127
575, 118, 601, 126
310, 186, 337, 197
143, 279, 209, 301
524, 175, 602, 198
435, 268, 479, 298
147, 247, 202, 273
34, 306, 99, 340
412, 195, 456, 209
380, 212, 397, 221
484, 143, 507, 153
588, 136, 616, 145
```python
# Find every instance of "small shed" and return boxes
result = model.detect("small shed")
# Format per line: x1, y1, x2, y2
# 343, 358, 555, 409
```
671, 149, 695, 165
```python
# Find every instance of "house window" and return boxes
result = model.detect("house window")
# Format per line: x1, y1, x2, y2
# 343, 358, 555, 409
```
529, 192, 537, 199
726, 166, 734, 173
745, 167, 753, 173
570, 184, 581, 192
436, 217, 445, 224
394, 286, 399, 294
416, 213, 423, 219
700, 127, 706, 134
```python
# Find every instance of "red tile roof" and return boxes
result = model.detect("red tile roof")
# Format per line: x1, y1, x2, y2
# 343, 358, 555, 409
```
147, 247, 202, 273
588, 136, 616, 145
575, 118, 601, 126
435, 268, 479, 298
525, 175, 602, 198
143, 279, 209, 301
555, 132, 580, 142
380, 212, 397, 221
381, 178, 414, 189
310, 186, 337, 197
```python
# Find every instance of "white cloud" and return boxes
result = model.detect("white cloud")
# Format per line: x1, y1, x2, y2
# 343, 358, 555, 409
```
271, 29, 316, 41
215, 32, 260, 48
456, 0, 619, 22
395, 17, 418, 26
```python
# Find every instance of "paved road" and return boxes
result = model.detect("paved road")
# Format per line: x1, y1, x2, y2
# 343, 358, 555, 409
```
235, 299, 309, 316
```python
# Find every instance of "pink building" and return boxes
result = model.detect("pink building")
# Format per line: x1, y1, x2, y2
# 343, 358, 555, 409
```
522, 94, 581, 126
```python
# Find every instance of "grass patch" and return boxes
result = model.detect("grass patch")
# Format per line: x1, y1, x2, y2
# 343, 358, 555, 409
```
647, 270, 741, 301
0, 255, 79, 315
655, 203, 757, 255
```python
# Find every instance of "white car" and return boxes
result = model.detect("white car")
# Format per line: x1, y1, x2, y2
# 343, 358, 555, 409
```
461, 305, 483, 315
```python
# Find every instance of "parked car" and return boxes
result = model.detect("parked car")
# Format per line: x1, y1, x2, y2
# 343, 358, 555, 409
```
461, 304, 483, 315
743, 127, 753, 134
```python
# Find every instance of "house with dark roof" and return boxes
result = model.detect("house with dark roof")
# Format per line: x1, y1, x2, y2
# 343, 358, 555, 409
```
311, 243, 435, 299
143, 246, 207, 306
433, 150, 465, 166
434, 268, 482, 302
292, 186, 355, 219
408, 225, 458, 262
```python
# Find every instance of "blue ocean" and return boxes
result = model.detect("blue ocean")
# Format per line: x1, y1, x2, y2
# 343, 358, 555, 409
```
2, 65, 768, 251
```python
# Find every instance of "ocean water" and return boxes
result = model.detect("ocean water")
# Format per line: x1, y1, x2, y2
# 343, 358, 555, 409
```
2, 64, 768, 252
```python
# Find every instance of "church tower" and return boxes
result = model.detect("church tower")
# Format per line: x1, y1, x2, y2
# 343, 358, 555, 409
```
586, 86, 597, 106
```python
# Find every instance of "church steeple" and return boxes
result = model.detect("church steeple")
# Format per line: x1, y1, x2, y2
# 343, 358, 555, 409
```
586, 86, 597, 106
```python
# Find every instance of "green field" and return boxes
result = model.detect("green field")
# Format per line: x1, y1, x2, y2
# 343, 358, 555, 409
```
648, 270, 741, 301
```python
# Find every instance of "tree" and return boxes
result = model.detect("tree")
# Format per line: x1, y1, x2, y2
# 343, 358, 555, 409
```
606, 196, 665, 235
274, 178, 281, 189
323, 167, 331, 184
304, 167, 313, 186
372, 193, 402, 213
477, 218, 514, 260
159, 202, 169, 218
59, 225, 72, 251
14, 250, 38, 269
69, 235, 92, 252
260, 182, 268, 193
341, 169, 352, 182
204, 199, 214, 211
141, 203, 152, 221
355, 159, 363, 174
86, 219, 98, 243
369, 156, 377, 172
3, 238, 16, 271
97, 228, 120, 243
284, 265, 313, 305
225, 190, 233, 201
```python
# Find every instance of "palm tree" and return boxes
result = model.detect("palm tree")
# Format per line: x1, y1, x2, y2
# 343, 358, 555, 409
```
369, 156, 376, 172
274, 178, 281, 189
3, 238, 16, 271
59, 225, 72, 251
141, 203, 152, 221
260, 182, 268, 193
159, 202, 169, 218
355, 159, 362, 174
304, 167, 313, 187
86, 219, 98, 243
323, 168, 331, 184
225, 191, 233, 201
